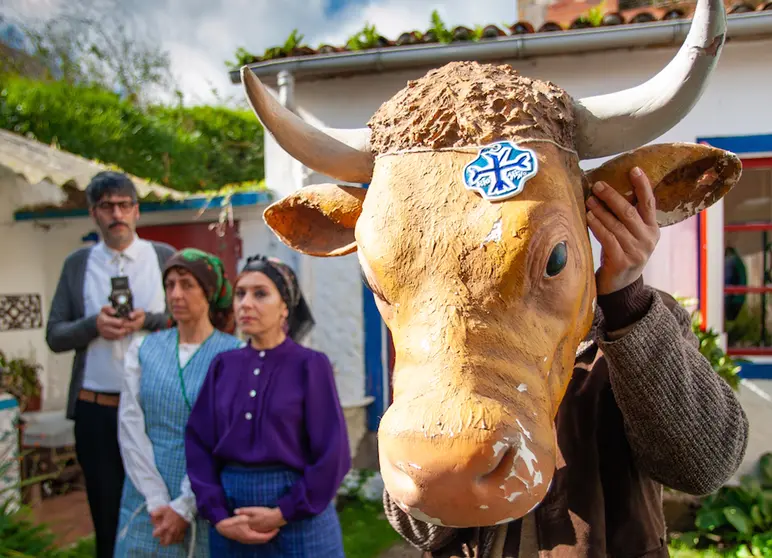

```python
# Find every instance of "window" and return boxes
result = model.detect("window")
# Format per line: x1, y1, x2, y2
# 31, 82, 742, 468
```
723, 164, 772, 355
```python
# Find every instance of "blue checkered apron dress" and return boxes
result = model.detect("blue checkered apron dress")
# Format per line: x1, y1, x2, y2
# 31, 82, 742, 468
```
115, 328, 243, 558
209, 464, 345, 557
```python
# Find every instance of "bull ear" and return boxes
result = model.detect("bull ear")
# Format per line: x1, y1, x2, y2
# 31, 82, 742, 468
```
584, 143, 742, 227
262, 183, 367, 257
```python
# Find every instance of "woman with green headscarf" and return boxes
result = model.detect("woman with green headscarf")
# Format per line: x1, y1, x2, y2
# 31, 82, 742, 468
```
115, 248, 244, 558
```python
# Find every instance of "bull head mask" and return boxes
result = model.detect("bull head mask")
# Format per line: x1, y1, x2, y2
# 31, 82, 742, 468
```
242, 0, 741, 528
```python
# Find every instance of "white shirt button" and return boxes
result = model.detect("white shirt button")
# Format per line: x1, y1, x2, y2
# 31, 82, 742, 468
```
259, 351, 266, 358
249, 390, 257, 398
253, 368, 260, 376
245, 412, 253, 420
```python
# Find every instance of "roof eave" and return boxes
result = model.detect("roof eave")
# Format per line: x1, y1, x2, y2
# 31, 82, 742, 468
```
229, 12, 772, 86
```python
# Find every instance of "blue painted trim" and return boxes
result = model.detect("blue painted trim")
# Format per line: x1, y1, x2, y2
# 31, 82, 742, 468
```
738, 362, 772, 380
697, 134, 772, 155
363, 284, 384, 431
13, 190, 274, 221
0, 397, 19, 411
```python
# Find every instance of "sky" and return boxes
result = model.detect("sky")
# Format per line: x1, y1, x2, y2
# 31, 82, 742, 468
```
0, 0, 520, 106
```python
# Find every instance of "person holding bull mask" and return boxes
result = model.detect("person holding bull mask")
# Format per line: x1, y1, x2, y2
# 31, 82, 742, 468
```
383, 168, 749, 556
46, 171, 174, 558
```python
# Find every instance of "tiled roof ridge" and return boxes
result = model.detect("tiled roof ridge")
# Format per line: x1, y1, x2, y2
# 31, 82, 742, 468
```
242, 0, 771, 65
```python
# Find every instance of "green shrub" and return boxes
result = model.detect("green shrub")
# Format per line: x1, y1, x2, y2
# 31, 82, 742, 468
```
0, 501, 60, 557
0, 500, 96, 557
670, 453, 772, 553
0, 75, 264, 192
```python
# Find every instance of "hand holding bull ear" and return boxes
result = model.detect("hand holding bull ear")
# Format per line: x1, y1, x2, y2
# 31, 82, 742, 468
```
586, 167, 661, 296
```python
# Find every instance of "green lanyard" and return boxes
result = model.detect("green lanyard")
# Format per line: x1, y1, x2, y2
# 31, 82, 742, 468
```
176, 329, 214, 412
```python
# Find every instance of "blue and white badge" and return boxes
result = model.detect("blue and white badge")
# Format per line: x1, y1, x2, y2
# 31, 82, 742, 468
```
463, 141, 538, 201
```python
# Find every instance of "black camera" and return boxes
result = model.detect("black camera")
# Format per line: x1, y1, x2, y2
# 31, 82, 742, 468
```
109, 276, 134, 319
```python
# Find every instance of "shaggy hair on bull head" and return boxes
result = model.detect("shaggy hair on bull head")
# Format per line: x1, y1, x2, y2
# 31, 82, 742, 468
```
367, 61, 576, 156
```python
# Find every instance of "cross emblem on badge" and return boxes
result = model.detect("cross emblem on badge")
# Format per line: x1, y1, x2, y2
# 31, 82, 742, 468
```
463, 141, 539, 201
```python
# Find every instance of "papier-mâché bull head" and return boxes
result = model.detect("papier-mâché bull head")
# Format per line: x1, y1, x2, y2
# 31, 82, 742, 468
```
241, 0, 741, 528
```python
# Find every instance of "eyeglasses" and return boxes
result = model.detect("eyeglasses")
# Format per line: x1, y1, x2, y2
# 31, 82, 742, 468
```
95, 201, 136, 212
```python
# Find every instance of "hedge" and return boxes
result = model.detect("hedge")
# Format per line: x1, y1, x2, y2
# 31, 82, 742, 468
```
0, 75, 264, 192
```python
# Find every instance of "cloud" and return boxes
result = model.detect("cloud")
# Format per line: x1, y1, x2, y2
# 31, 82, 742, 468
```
1, 0, 519, 106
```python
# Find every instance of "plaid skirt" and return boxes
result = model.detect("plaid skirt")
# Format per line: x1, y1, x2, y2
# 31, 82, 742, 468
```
209, 464, 345, 558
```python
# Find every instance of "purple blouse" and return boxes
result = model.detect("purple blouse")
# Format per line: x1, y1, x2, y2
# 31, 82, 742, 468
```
184, 337, 351, 525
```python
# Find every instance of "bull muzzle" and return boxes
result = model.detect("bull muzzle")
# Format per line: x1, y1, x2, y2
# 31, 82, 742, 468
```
378, 365, 557, 528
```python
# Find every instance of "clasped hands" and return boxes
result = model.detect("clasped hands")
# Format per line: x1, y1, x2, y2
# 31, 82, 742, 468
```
215, 506, 286, 545
150, 506, 189, 546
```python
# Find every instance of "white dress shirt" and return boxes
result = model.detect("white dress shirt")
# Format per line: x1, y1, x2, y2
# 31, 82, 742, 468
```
118, 334, 198, 521
82, 236, 166, 392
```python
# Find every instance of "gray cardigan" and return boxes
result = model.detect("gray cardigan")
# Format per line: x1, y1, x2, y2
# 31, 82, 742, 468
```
46, 241, 176, 419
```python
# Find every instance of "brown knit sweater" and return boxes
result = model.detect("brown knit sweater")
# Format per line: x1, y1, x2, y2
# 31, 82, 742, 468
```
383, 278, 749, 557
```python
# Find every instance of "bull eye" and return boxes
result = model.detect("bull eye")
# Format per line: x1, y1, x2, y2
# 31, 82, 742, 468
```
361, 269, 389, 303
545, 241, 568, 278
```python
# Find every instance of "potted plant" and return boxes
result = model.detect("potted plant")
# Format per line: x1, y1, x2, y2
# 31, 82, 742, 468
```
0, 350, 43, 413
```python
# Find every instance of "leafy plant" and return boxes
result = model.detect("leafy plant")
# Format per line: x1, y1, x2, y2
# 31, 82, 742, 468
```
427, 10, 454, 43
472, 25, 487, 40
59, 536, 95, 557
0, 420, 90, 557
0, 75, 265, 192
577, 1, 608, 26
338, 498, 402, 558
671, 453, 772, 551
726, 302, 768, 349
0, 500, 60, 558
0, 350, 41, 412
281, 30, 306, 54
226, 47, 258, 70
345, 24, 383, 51
336, 469, 401, 558
247, 29, 310, 62
669, 533, 772, 556
0, 499, 95, 557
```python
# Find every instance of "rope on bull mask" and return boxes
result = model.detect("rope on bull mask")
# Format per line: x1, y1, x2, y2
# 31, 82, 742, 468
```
374, 138, 579, 159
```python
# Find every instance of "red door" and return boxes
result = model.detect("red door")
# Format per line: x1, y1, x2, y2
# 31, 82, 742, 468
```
137, 221, 242, 282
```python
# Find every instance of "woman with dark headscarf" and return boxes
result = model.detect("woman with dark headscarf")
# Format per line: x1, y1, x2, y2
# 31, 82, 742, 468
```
115, 249, 244, 557
185, 255, 350, 557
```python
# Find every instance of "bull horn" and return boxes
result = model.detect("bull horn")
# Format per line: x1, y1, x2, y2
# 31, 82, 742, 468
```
241, 66, 375, 184
573, 0, 726, 159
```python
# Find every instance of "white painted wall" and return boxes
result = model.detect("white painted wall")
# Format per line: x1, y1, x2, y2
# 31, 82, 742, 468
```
0, 171, 74, 411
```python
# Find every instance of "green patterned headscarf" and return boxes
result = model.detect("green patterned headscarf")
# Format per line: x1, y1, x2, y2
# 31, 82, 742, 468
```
162, 248, 233, 310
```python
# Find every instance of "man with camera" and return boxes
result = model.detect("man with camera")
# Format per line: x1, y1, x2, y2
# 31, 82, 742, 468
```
46, 171, 175, 558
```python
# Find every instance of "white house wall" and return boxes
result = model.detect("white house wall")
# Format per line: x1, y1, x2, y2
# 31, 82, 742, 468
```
0, 217, 55, 406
